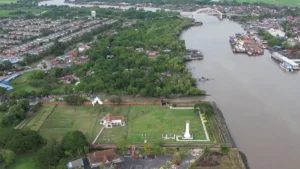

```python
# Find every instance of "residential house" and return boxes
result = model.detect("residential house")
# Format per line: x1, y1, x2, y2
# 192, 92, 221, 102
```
60, 75, 79, 84
100, 113, 125, 128
87, 149, 123, 168
67, 159, 84, 169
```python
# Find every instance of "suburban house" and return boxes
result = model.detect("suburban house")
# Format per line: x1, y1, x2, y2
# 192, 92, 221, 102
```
100, 113, 125, 128
67, 159, 84, 169
60, 75, 79, 84
87, 149, 123, 168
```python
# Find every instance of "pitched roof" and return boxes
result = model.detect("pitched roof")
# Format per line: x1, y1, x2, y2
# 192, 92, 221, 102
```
67, 159, 83, 168
104, 113, 125, 123
87, 149, 120, 166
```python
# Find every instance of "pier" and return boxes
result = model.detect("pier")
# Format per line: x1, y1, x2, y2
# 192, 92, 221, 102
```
271, 52, 300, 70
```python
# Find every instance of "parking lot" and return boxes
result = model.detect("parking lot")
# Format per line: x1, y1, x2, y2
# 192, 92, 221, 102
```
117, 156, 172, 169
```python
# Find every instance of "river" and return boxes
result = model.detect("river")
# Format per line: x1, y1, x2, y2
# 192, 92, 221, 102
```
39, 1, 300, 168
181, 14, 300, 169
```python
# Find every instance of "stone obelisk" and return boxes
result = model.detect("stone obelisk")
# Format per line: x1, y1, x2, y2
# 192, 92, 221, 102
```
183, 120, 191, 138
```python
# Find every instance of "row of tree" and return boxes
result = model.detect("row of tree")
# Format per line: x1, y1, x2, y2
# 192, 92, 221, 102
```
258, 29, 281, 47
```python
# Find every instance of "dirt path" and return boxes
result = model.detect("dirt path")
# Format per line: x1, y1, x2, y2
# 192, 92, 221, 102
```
43, 101, 195, 107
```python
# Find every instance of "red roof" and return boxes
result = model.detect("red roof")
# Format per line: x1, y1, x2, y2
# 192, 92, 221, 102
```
87, 149, 120, 166
104, 113, 125, 123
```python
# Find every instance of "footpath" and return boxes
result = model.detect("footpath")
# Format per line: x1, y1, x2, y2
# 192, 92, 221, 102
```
43, 101, 194, 107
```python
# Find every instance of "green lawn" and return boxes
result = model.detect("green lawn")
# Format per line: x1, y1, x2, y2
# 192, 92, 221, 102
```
28, 104, 210, 144
98, 105, 207, 143
10, 153, 41, 169
0, 0, 17, 4
236, 0, 300, 5
10, 71, 39, 93
24, 105, 56, 131
38, 105, 104, 141
10, 70, 69, 94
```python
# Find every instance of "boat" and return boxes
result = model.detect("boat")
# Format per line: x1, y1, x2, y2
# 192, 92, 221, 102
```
280, 62, 293, 72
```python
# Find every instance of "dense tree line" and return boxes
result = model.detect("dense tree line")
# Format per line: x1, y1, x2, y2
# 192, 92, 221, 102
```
75, 17, 203, 97
39, 6, 179, 20
0, 99, 30, 127
0, 127, 88, 169
0, 128, 45, 153
258, 29, 281, 47
35, 131, 88, 169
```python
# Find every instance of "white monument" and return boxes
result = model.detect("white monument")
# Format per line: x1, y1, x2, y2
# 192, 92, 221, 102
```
92, 97, 103, 106
183, 120, 192, 139
91, 11, 96, 17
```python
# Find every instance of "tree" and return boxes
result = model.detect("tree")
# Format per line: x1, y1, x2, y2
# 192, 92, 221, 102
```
36, 140, 63, 168
117, 136, 129, 155
0, 87, 6, 95
203, 147, 211, 155
64, 95, 85, 105
220, 146, 229, 154
109, 96, 123, 105
144, 143, 153, 154
61, 131, 88, 155
0, 102, 8, 112
5, 130, 45, 152
18, 99, 30, 111
1, 150, 15, 165
283, 42, 293, 50
153, 140, 164, 154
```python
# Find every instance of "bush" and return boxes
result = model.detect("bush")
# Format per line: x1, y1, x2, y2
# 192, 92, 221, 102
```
64, 95, 85, 105
109, 96, 123, 105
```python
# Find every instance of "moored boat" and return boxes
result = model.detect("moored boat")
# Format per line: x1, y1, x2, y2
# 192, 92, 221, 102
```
280, 62, 293, 72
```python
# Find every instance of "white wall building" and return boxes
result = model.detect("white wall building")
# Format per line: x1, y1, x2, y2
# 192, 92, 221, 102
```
91, 11, 96, 18
268, 28, 285, 38
100, 113, 125, 128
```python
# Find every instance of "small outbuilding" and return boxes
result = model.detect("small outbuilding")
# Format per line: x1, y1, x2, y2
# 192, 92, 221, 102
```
67, 159, 84, 169
92, 97, 103, 106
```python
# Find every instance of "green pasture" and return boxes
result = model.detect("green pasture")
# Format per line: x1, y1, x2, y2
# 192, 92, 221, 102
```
25, 104, 209, 144
37, 105, 102, 141
98, 105, 207, 143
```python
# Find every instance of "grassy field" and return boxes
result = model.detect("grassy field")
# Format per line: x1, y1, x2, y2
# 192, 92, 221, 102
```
25, 105, 55, 131
236, 0, 300, 6
25, 104, 210, 143
11, 70, 68, 94
98, 105, 207, 143
10, 153, 41, 169
36, 105, 104, 141
10, 71, 38, 93
0, 0, 17, 4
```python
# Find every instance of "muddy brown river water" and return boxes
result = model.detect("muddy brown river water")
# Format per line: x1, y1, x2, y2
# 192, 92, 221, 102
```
181, 14, 300, 169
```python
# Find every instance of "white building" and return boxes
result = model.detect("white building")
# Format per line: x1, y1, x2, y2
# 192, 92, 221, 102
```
268, 28, 285, 38
100, 113, 125, 128
91, 11, 96, 18
78, 45, 90, 52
